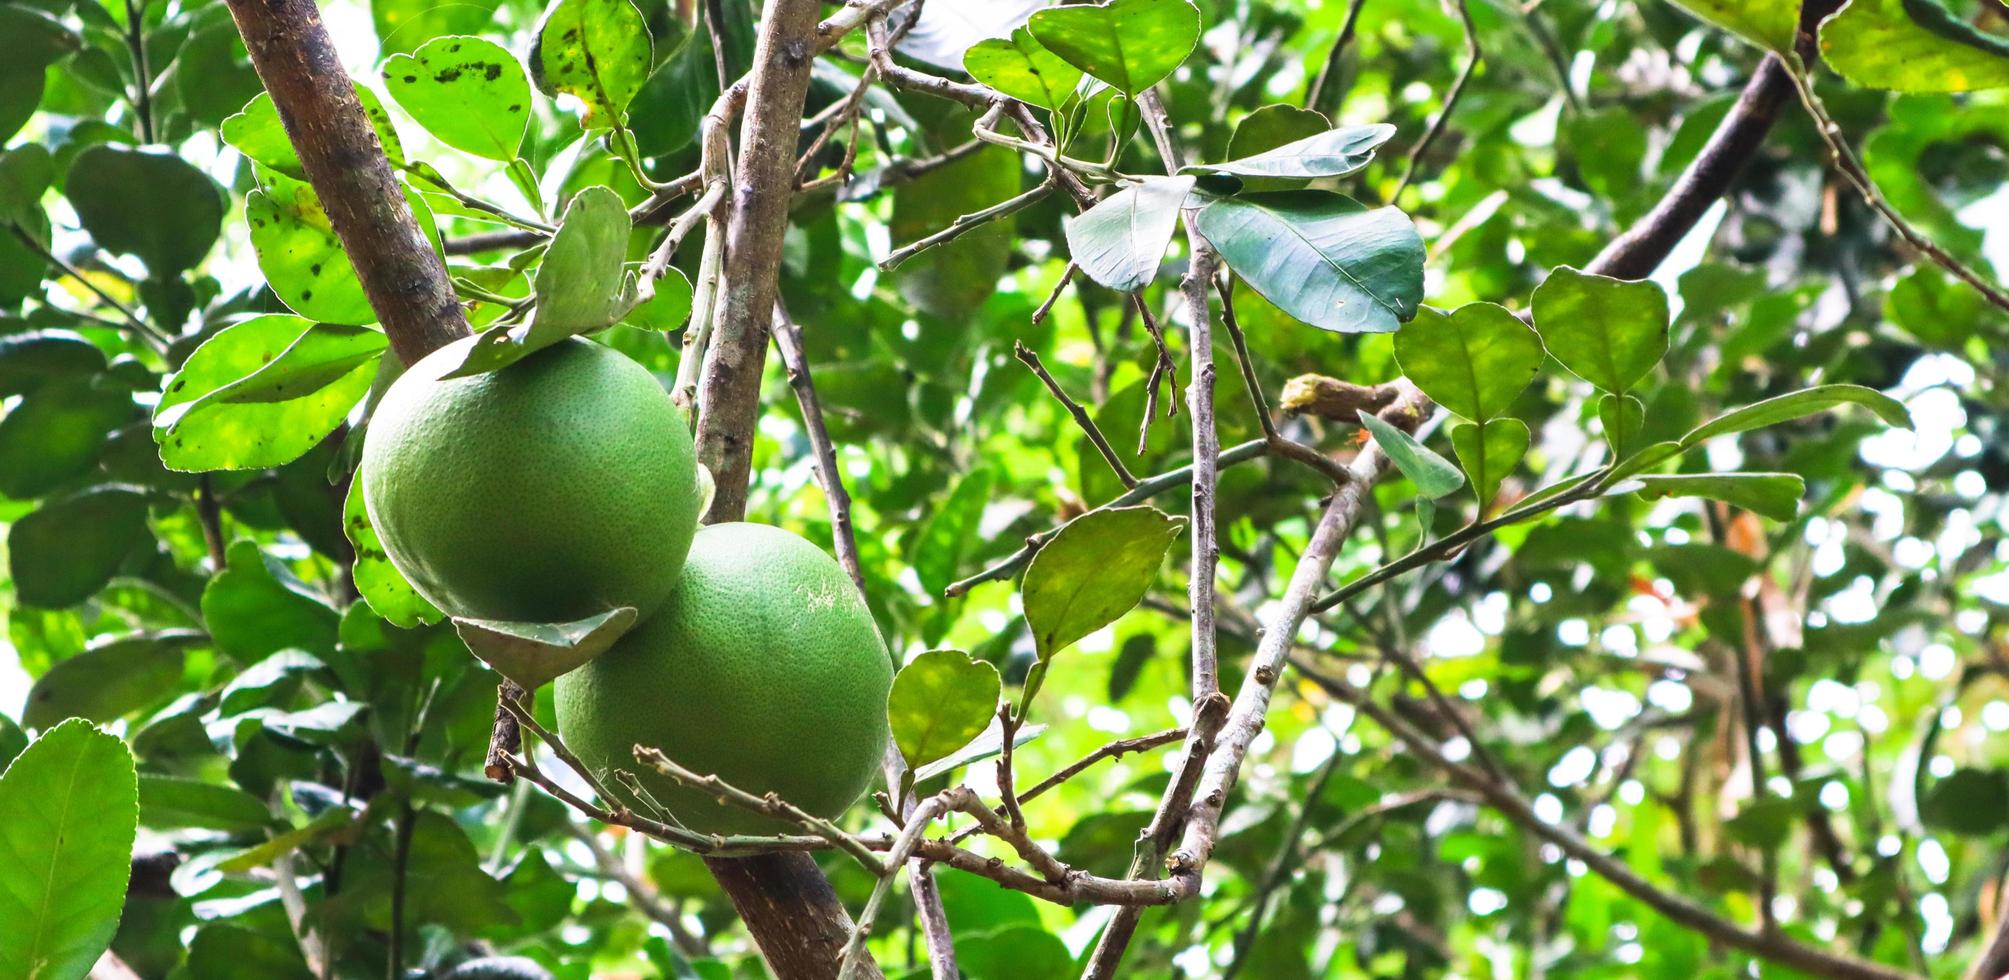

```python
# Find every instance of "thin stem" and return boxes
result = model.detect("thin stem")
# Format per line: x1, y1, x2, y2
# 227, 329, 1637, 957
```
1015, 341, 1137, 488
880, 181, 1055, 271
1302, 666, 1915, 980
1392, 0, 1479, 199
1306, 0, 1369, 114
9, 224, 171, 350
1787, 66, 2009, 317
633, 746, 888, 875
123, 0, 154, 142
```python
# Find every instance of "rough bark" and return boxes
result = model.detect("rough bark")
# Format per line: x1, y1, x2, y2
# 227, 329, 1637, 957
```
220, 0, 468, 366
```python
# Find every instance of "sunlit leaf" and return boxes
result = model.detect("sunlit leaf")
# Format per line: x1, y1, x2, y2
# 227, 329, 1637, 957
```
383, 36, 531, 161
1822, 0, 2009, 93
1029, 0, 1202, 96
531, 0, 653, 129
344, 477, 443, 629
1678, 384, 1913, 448
1529, 265, 1668, 394
1393, 302, 1544, 422
889, 649, 1002, 770
964, 27, 1083, 109
0, 720, 137, 980
1629, 472, 1804, 522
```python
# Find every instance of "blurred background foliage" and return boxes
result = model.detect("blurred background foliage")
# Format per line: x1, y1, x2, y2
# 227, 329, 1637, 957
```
1, 0, 2007, 975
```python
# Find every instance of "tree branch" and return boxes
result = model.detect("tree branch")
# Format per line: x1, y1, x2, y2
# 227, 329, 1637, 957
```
1298, 664, 1917, 980
220, 0, 469, 366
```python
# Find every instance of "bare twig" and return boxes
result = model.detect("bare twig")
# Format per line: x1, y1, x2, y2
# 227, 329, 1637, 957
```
633, 746, 888, 875
7, 225, 172, 350
1392, 0, 1480, 199
880, 181, 1055, 271
1786, 67, 2009, 316
1306, 0, 1369, 114
1031, 262, 1078, 325
1300, 666, 1917, 980
1015, 341, 1137, 488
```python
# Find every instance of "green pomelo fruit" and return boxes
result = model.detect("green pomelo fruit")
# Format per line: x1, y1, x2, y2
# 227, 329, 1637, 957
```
360, 336, 698, 624
554, 522, 894, 836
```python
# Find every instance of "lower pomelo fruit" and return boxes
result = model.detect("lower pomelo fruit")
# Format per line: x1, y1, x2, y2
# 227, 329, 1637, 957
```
553, 522, 894, 836
361, 336, 698, 625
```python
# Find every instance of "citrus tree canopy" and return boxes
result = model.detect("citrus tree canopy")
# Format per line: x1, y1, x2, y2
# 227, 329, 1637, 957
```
1, 0, 2007, 977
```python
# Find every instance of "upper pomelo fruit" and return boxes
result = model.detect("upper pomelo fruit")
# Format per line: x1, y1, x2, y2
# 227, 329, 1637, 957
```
553, 522, 894, 836
360, 336, 699, 624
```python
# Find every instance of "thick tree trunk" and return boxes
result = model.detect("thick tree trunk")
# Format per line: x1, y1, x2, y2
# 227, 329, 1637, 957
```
220, 0, 468, 366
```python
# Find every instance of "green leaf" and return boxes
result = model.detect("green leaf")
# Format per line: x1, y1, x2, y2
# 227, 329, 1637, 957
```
0, 143, 52, 224
1821, 0, 2009, 93
1629, 472, 1805, 522
154, 316, 382, 472
1392, 302, 1544, 422
531, 0, 653, 129
1449, 418, 1528, 510
1184, 124, 1395, 181
202, 540, 341, 661
1528, 266, 1668, 394
629, 22, 718, 157
185, 923, 313, 980
219, 650, 326, 715
8, 487, 150, 608
452, 606, 639, 689
215, 806, 356, 874
1648, 543, 1761, 597
138, 773, 274, 831
1920, 768, 2009, 834
343, 477, 443, 629
1064, 175, 1193, 292
0, 380, 133, 498
1226, 104, 1333, 159
1198, 191, 1423, 334
1029, 0, 1202, 96
964, 27, 1083, 109
0, 331, 108, 398
0, 5, 80, 73
1678, 384, 1913, 448
913, 468, 994, 598
23, 632, 198, 728
889, 649, 1003, 770
1667, 0, 1796, 53
957, 925, 1075, 980
1023, 505, 1184, 664
444, 186, 637, 377
1598, 392, 1645, 458
65, 145, 224, 276
246, 172, 439, 325
0, 720, 137, 980
221, 87, 407, 178
1358, 410, 1463, 499
383, 36, 531, 161
371, 0, 503, 56
0, 716, 24, 772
